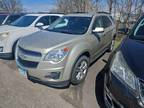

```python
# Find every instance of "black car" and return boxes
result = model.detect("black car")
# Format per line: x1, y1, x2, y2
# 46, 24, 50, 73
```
104, 15, 144, 108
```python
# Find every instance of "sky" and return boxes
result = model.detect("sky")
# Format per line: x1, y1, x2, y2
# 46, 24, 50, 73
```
21, 0, 57, 12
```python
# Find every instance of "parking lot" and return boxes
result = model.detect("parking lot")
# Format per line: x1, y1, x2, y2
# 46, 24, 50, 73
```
0, 52, 110, 108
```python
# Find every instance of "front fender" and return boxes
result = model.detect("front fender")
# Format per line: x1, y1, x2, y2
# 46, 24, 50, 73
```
62, 42, 91, 80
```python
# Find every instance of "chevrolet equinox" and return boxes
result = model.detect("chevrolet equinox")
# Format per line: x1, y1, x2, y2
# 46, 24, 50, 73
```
16, 12, 116, 88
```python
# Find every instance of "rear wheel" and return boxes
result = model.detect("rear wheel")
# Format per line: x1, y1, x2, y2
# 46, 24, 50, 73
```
71, 56, 89, 85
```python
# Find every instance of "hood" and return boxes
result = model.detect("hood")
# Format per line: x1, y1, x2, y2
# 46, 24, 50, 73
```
19, 30, 79, 51
0, 25, 25, 33
120, 37, 144, 79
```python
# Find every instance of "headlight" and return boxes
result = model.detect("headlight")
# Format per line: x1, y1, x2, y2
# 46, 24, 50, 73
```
110, 51, 137, 90
0, 32, 9, 41
44, 47, 69, 63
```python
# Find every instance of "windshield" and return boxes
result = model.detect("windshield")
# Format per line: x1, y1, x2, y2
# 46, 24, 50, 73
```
0, 15, 7, 25
4, 15, 22, 25
47, 16, 92, 35
130, 16, 144, 40
11, 16, 37, 27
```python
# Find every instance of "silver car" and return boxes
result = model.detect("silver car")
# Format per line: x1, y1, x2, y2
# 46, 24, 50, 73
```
16, 12, 116, 88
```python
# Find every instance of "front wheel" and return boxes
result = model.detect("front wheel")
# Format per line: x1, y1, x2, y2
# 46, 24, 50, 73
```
71, 56, 89, 85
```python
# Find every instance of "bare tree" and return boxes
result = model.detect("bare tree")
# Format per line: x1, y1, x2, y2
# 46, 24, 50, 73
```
0, 0, 23, 13
107, 0, 114, 14
56, 0, 94, 14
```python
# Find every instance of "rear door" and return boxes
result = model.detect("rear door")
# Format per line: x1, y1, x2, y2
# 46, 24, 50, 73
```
90, 16, 106, 59
101, 16, 113, 47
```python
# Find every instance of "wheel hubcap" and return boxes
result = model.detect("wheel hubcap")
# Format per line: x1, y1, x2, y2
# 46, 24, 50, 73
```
76, 61, 88, 81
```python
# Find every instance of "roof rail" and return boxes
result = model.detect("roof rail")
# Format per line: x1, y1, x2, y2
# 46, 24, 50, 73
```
68, 12, 88, 14
97, 12, 110, 14
37, 12, 64, 14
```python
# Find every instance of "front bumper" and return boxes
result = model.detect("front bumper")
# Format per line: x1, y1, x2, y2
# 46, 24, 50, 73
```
16, 58, 70, 88
27, 73, 70, 88
104, 72, 144, 108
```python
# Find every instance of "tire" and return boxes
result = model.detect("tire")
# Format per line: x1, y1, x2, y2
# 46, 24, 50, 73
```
107, 39, 115, 52
71, 56, 90, 85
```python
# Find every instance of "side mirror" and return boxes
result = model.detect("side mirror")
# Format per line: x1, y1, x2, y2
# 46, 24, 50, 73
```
118, 28, 129, 35
35, 22, 44, 28
92, 27, 104, 33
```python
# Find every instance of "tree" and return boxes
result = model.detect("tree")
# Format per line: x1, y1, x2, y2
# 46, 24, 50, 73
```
0, 0, 23, 13
107, 0, 114, 14
56, 0, 94, 14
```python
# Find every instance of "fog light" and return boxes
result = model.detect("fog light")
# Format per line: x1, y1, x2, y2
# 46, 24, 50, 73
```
0, 47, 3, 52
45, 72, 60, 79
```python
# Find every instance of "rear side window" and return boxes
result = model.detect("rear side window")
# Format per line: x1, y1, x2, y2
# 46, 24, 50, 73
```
36, 16, 50, 26
4, 15, 22, 25
109, 16, 115, 22
102, 16, 112, 28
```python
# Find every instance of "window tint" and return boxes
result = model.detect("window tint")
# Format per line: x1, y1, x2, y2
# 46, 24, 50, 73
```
0, 15, 7, 25
102, 16, 112, 28
48, 16, 92, 35
50, 16, 60, 24
92, 16, 102, 29
37, 16, 50, 26
4, 15, 22, 25
11, 16, 37, 27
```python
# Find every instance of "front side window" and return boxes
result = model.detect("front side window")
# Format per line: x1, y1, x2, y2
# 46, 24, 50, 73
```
92, 16, 103, 29
36, 16, 50, 26
0, 15, 7, 25
47, 16, 92, 35
50, 16, 60, 24
11, 16, 37, 27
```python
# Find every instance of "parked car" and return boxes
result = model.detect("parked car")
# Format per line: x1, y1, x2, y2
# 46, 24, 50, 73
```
16, 12, 116, 88
104, 15, 144, 108
0, 13, 23, 25
0, 13, 63, 59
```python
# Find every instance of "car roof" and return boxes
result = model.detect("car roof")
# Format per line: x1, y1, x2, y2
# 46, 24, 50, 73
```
24, 13, 63, 17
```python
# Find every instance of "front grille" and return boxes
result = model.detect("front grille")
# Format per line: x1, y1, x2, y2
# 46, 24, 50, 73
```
18, 57, 38, 68
19, 46, 42, 57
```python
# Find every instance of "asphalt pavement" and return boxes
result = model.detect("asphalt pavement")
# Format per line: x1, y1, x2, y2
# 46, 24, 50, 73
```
0, 53, 110, 108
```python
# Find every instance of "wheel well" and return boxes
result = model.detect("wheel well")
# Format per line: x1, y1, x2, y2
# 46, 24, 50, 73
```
80, 51, 90, 58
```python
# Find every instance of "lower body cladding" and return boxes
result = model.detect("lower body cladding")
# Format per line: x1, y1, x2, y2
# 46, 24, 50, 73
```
104, 72, 144, 108
16, 58, 70, 88
0, 52, 13, 59
0, 41, 14, 59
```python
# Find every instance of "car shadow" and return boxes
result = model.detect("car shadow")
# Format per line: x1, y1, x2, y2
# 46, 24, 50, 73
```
95, 68, 107, 108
